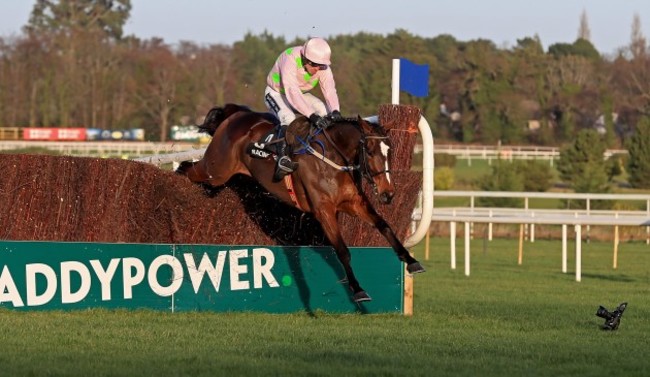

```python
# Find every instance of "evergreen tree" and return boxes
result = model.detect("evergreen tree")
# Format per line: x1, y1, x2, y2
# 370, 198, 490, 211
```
548, 39, 599, 60
578, 9, 591, 42
627, 116, 650, 188
514, 160, 553, 192
476, 160, 524, 207
556, 129, 610, 193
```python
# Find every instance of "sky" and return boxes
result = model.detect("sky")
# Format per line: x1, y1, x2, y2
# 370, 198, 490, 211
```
1, 0, 649, 55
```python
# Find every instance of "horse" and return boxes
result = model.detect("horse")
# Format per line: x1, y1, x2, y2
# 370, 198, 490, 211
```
176, 103, 425, 302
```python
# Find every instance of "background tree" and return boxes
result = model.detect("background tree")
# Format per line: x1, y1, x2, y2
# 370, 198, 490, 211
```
133, 39, 180, 142
176, 42, 233, 115
626, 116, 650, 188
513, 160, 553, 192
20, 0, 131, 128
629, 12, 647, 59
25, 0, 131, 40
556, 129, 610, 194
3, 8, 650, 146
476, 160, 524, 207
578, 9, 591, 42
548, 39, 600, 60
230, 32, 288, 108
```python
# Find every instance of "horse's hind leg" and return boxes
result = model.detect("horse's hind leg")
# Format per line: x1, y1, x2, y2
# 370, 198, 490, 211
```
343, 200, 425, 274
314, 209, 371, 302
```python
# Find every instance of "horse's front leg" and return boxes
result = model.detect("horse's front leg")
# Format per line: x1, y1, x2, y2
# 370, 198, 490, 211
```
342, 199, 425, 274
313, 207, 371, 302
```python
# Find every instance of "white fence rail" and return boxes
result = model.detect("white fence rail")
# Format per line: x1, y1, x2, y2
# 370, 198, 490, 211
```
4, 141, 628, 164
425, 191, 650, 282
0, 141, 201, 157
422, 144, 628, 166
134, 148, 206, 166
433, 190, 650, 212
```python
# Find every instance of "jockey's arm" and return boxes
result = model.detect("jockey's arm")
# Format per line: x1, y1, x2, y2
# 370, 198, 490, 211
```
319, 69, 341, 113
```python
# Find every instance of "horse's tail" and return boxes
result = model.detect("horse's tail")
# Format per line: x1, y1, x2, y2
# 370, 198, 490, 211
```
197, 103, 252, 136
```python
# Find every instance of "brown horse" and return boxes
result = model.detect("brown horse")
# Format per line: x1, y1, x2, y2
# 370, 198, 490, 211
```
177, 103, 424, 302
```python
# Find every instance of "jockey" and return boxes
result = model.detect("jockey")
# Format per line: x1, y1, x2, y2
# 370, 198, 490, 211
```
264, 37, 343, 182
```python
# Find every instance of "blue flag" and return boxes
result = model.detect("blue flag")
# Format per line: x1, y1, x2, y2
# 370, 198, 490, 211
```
399, 58, 429, 97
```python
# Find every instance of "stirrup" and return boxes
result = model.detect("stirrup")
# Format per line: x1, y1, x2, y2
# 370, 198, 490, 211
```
273, 162, 290, 183
277, 156, 298, 172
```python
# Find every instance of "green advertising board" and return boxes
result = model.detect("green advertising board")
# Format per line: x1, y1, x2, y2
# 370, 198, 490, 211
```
0, 241, 403, 314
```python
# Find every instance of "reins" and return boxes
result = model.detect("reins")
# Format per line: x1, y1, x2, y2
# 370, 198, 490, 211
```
296, 120, 391, 189
301, 144, 356, 171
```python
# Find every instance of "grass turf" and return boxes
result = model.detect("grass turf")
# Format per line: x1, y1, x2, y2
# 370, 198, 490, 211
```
1, 238, 649, 376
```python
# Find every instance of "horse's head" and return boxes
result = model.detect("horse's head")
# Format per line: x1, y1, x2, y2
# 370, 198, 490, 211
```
356, 116, 394, 204
197, 103, 251, 136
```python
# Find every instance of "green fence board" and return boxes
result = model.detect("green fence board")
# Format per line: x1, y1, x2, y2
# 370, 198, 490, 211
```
0, 241, 403, 314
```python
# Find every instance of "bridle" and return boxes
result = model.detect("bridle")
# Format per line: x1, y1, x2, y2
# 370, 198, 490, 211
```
356, 133, 391, 191
313, 121, 391, 194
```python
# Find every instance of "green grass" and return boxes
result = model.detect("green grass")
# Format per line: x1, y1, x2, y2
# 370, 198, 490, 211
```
1, 239, 649, 376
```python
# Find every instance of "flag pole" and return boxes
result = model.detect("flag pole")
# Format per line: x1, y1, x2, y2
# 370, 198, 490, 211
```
391, 58, 400, 105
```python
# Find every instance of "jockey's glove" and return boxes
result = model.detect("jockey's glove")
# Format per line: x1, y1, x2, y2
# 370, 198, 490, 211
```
309, 114, 330, 129
329, 110, 343, 121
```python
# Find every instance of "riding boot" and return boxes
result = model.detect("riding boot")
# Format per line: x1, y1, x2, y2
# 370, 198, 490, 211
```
273, 128, 298, 182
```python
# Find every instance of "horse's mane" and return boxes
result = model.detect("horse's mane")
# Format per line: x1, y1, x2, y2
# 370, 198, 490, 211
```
329, 116, 387, 137
196, 104, 279, 136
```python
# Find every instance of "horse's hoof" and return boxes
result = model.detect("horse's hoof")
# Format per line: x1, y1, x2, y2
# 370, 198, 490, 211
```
353, 291, 372, 302
407, 262, 426, 274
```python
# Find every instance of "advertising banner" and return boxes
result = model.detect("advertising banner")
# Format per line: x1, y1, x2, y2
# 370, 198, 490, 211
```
22, 128, 87, 141
170, 125, 210, 143
0, 241, 403, 314
86, 128, 145, 141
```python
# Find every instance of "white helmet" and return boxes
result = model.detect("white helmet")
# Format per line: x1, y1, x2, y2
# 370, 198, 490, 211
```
303, 37, 331, 65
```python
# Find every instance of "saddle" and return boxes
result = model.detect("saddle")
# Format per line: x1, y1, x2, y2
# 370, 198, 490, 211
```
246, 117, 313, 160
246, 128, 279, 159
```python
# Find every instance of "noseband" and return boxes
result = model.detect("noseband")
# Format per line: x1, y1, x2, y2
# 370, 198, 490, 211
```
357, 134, 391, 192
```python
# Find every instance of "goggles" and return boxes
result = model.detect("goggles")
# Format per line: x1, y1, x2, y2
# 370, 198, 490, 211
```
302, 56, 328, 71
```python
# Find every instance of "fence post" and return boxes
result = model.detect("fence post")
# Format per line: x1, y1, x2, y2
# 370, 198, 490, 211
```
464, 221, 470, 276
562, 224, 568, 273
518, 224, 524, 265
488, 210, 493, 241
450, 221, 457, 270
575, 225, 582, 282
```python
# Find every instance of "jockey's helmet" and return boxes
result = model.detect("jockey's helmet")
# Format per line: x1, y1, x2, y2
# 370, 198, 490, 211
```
303, 37, 331, 66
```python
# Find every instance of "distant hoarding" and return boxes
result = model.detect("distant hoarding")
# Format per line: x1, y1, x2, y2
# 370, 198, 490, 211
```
86, 128, 145, 141
23, 128, 87, 141
170, 125, 210, 143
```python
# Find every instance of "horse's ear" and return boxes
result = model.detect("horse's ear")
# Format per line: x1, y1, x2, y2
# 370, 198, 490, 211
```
357, 115, 373, 133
